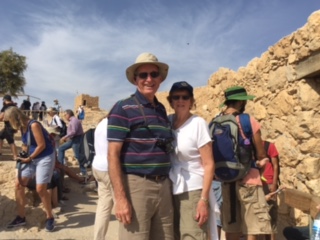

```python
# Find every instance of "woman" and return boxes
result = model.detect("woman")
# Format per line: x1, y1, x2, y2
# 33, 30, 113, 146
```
5, 107, 55, 232
167, 81, 218, 240
46, 107, 64, 150
92, 115, 113, 240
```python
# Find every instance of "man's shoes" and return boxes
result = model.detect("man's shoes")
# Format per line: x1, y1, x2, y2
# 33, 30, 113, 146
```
77, 172, 87, 177
7, 216, 26, 228
45, 217, 55, 232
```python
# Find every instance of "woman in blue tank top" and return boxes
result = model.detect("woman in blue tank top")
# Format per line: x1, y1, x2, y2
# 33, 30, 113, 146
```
4, 107, 56, 232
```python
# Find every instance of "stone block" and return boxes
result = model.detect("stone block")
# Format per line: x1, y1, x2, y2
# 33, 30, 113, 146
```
296, 51, 320, 79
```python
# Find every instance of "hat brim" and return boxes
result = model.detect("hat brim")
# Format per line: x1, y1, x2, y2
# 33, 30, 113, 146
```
219, 95, 255, 108
126, 62, 169, 85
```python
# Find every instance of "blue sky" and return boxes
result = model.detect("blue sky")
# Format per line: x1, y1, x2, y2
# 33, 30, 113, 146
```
0, 0, 319, 111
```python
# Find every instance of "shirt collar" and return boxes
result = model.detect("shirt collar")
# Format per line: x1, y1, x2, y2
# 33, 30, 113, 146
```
134, 90, 160, 107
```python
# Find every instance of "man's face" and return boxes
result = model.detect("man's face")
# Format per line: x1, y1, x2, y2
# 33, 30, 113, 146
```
64, 112, 71, 121
134, 64, 162, 100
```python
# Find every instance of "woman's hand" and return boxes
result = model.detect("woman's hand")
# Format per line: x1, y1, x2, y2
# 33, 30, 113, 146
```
17, 157, 32, 163
195, 199, 209, 227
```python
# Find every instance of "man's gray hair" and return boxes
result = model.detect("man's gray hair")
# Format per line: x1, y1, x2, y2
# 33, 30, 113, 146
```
64, 109, 74, 117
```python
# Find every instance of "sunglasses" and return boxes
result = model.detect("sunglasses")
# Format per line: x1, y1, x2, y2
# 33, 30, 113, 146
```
171, 95, 191, 101
136, 71, 160, 79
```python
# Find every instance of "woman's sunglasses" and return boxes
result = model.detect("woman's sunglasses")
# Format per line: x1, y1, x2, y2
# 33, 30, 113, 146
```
171, 95, 191, 101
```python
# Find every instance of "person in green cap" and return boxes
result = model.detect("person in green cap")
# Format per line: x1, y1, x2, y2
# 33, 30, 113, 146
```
217, 86, 272, 240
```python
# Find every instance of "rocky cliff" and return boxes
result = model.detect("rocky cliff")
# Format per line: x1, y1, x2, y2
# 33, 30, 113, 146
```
157, 10, 320, 227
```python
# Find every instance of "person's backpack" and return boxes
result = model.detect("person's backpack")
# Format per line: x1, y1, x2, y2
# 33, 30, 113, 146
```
78, 128, 95, 168
54, 118, 67, 138
209, 113, 254, 182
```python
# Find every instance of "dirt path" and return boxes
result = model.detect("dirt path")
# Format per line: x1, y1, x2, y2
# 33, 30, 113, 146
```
0, 151, 119, 240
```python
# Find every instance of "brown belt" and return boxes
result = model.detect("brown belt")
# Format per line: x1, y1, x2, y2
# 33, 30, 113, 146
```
132, 174, 168, 181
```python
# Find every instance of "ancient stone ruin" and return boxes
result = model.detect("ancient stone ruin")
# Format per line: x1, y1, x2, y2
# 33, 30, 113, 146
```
157, 10, 320, 229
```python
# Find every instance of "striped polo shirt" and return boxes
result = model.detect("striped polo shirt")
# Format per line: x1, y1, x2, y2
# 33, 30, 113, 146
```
107, 90, 172, 175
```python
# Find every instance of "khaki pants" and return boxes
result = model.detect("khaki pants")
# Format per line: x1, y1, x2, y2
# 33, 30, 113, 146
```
120, 174, 174, 240
92, 168, 113, 240
173, 189, 208, 240
221, 182, 272, 235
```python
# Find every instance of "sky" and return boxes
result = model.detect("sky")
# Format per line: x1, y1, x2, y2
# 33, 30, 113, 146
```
0, 0, 319, 111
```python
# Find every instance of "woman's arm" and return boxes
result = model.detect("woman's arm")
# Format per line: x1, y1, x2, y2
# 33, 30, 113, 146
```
28, 122, 46, 160
196, 141, 215, 226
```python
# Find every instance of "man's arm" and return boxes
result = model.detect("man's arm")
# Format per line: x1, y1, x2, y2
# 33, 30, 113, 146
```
108, 141, 132, 225
0, 112, 4, 121
270, 156, 280, 192
253, 129, 268, 168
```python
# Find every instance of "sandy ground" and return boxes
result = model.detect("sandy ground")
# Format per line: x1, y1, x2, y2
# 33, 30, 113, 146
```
0, 143, 119, 240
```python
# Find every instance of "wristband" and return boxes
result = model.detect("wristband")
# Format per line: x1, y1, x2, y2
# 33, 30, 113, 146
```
200, 196, 209, 204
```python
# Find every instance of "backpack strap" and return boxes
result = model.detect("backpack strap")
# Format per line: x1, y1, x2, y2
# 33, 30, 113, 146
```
131, 94, 147, 126
238, 113, 252, 139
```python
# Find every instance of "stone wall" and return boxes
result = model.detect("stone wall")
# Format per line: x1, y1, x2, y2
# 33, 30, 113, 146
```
74, 94, 99, 110
157, 10, 320, 227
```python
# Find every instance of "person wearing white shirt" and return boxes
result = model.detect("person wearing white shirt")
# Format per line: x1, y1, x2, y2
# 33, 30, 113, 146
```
46, 107, 63, 150
92, 117, 113, 240
167, 81, 218, 240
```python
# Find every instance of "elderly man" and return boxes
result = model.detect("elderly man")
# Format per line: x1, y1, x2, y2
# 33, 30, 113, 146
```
107, 53, 174, 239
58, 109, 86, 176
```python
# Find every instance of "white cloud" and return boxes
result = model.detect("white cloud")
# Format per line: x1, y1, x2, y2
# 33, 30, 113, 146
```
1, 0, 318, 110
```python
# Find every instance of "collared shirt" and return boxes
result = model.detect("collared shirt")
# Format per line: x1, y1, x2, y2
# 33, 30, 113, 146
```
107, 90, 172, 176
65, 116, 84, 138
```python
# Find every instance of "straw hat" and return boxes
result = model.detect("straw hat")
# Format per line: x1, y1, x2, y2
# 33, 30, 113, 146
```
126, 52, 169, 85
46, 107, 58, 113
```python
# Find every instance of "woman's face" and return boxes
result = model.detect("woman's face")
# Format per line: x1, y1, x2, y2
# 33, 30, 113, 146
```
170, 90, 193, 114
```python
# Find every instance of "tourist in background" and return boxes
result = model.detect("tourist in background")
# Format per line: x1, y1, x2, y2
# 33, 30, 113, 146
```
39, 101, 47, 122
32, 102, 40, 120
92, 115, 113, 240
167, 81, 218, 240
0, 95, 18, 159
58, 109, 86, 176
262, 140, 280, 240
5, 107, 55, 232
77, 105, 85, 121
46, 107, 64, 150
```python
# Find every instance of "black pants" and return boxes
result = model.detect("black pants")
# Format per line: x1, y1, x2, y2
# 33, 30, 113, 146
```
283, 226, 309, 240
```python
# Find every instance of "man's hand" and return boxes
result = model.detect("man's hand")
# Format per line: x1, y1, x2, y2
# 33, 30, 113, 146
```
269, 184, 278, 194
115, 197, 132, 225
256, 158, 269, 168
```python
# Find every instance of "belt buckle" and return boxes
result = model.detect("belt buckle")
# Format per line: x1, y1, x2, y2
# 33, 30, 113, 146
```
154, 175, 161, 181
